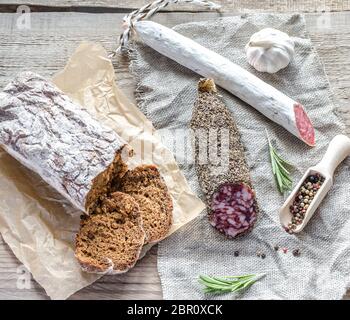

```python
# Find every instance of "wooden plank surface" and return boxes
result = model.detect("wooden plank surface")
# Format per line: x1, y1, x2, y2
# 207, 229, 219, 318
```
0, 0, 350, 12
0, 8, 349, 300
1, 11, 349, 128
0, 235, 161, 300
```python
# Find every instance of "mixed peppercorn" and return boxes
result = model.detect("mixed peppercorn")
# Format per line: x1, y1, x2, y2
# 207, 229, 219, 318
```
233, 246, 301, 259
285, 173, 325, 234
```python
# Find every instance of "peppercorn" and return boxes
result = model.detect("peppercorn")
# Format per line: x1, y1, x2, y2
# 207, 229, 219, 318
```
261, 253, 266, 259
292, 249, 301, 257
288, 175, 326, 231
234, 250, 239, 257
274, 245, 279, 251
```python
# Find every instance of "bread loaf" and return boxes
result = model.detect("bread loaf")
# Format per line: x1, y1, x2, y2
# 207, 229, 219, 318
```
0, 72, 131, 214
0, 72, 173, 273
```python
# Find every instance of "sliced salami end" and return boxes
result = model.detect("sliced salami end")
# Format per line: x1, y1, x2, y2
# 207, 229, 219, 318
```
294, 103, 315, 146
209, 183, 258, 239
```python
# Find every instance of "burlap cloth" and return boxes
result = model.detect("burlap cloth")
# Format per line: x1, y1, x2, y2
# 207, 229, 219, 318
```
130, 13, 350, 299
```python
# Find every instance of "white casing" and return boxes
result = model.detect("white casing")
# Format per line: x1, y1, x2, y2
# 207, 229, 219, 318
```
135, 21, 311, 144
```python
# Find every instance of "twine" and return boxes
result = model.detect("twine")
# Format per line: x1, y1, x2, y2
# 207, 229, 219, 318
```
110, 0, 221, 57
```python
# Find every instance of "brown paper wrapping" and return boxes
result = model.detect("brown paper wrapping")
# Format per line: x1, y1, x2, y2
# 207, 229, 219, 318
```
0, 42, 205, 300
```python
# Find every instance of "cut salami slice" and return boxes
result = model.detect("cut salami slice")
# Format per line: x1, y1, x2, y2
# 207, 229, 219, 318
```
210, 183, 258, 238
191, 79, 259, 238
294, 103, 315, 146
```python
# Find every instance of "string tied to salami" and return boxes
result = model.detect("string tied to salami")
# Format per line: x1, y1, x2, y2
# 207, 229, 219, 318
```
113, 0, 316, 146
113, 0, 221, 55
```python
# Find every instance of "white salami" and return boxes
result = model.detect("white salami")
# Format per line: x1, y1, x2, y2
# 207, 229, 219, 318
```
134, 20, 315, 146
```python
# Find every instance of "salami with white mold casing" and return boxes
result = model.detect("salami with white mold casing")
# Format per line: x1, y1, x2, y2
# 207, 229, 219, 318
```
134, 20, 315, 146
0, 72, 131, 214
191, 79, 259, 238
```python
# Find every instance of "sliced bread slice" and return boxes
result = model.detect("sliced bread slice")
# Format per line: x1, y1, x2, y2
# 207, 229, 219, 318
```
75, 192, 145, 274
115, 165, 173, 244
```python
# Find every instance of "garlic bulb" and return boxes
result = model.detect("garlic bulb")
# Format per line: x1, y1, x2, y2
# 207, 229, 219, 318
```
245, 28, 295, 74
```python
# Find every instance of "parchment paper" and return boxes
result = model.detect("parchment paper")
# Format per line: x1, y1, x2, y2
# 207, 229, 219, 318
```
0, 42, 205, 300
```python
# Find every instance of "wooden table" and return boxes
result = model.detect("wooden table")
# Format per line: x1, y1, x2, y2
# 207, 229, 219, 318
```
0, 0, 349, 300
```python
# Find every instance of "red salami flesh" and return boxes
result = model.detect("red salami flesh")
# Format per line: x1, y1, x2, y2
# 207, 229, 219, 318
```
294, 103, 315, 146
190, 79, 259, 238
210, 183, 258, 238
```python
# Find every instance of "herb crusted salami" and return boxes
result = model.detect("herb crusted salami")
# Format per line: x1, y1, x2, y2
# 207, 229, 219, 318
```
0, 72, 131, 214
190, 79, 259, 238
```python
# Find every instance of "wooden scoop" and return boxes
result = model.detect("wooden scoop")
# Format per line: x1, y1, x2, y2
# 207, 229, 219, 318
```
280, 134, 350, 233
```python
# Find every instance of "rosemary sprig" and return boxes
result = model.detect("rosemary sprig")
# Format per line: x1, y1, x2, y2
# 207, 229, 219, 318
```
198, 274, 265, 295
266, 131, 293, 194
